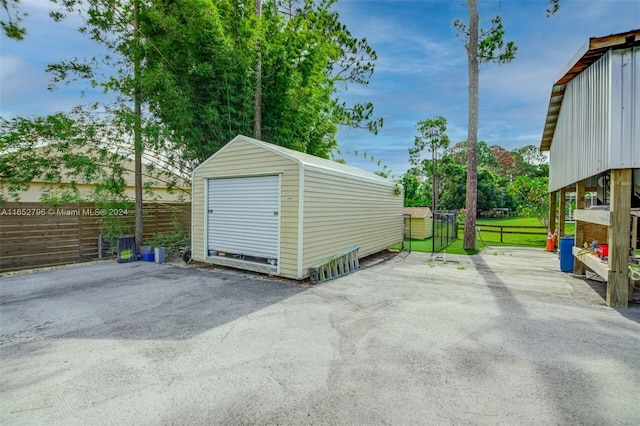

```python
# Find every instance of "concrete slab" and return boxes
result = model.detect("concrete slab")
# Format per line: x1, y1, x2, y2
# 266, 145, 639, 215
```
1, 248, 638, 425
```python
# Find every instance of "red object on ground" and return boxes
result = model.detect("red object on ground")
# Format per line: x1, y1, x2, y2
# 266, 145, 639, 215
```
545, 229, 555, 251
596, 244, 609, 257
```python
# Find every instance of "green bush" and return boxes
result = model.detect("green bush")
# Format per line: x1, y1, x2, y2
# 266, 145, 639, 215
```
145, 229, 189, 254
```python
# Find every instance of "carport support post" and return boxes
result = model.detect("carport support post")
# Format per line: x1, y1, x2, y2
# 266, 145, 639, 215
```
549, 191, 557, 233
573, 180, 586, 275
606, 168, 631, 308
559, 188, 567, 237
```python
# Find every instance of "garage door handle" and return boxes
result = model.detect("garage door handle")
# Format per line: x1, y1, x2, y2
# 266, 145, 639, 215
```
273, 211, 279, 216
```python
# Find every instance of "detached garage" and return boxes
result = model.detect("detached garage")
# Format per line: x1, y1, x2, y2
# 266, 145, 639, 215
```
191, 135, 404, 280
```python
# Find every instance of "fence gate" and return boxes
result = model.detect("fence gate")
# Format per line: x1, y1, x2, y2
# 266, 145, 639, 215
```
402, 214, 412, 252
432, 211, 458, 253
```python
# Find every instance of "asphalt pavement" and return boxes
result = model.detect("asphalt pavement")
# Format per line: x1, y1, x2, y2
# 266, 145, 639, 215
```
1, 248, 638, 425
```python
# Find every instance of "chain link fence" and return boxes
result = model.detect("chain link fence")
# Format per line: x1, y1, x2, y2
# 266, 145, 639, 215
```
432, 211, 458, 252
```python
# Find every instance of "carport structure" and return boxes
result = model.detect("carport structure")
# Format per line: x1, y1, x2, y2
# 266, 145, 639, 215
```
540, 30, 640, 308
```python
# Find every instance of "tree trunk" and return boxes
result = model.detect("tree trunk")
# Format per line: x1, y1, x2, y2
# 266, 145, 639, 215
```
253, 0, 262, 140
464, 0, 479, 250
133, 0, 143, 253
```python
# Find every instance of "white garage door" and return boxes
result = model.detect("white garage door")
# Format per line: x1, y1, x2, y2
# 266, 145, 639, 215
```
207, 175, 280, 260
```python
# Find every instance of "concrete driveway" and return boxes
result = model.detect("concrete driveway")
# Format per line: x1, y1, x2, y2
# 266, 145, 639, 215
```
1, 249, 639, 425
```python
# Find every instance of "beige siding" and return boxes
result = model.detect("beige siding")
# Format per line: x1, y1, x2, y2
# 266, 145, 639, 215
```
192, 135, 403, 280
424, 216, 433, 238
6, 181, 188, 203
406, 217, 433, 239
2, 145, 190, 203
191, 138, 300, 278
302, 169, 403, 274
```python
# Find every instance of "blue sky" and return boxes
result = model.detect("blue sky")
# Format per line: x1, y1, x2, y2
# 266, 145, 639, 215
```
1, 0, 639, 176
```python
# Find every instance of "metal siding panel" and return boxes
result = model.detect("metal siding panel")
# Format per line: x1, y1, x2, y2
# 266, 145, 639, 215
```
549, 51, 611, 191
620, 47, 640, 168
192, 138, 302, 277
191, 176, 206, 262
201, 178, 207, 262
611, 50, 624, 167
302, 169, 403, 270
632, 48, 640, 168
610, 48, 640, 169
297, 166, 304, 278
207, 176, 280, 259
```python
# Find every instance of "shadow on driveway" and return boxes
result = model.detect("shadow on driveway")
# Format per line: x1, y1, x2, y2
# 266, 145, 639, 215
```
469, 253, 639, 425
0, 261, 305, 345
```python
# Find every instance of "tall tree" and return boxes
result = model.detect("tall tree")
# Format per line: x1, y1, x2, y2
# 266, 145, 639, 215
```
1, 109, 190, 203
508, 176, 549, 226
132, 0, 143, 252
454, 1, 557, 249
140, 0, 382, 162
1, 0, 26, 39
253, 0, 262, 140
401, 172, 429, 207
455, 3, 517, 249
141, 0, 257, 163
512, 144, 549, 178
57, 0, 149, 251
437, 147, 514, 213
3, 0, 384, 214
463, 0, 480, 250
0, 0, 151, 251
261, 0, 382, 157
409, 116, 449, 211
3, 0, 160, 251
489, 145, 514, 177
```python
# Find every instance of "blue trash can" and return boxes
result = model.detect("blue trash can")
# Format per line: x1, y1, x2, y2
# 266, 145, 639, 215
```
559, 236, 575, 272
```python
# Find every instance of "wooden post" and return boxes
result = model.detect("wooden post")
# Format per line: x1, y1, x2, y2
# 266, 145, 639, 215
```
76, 202, 82, 262
549, 191, 557, 233
559, 188, 567, 237
631, 212, 639, 251
573, 181, 586, 275
606, 169, 631, 308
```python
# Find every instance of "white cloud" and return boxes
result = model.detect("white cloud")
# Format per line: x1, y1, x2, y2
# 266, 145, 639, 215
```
0, 55, 21, 78
3, 0, 639, 177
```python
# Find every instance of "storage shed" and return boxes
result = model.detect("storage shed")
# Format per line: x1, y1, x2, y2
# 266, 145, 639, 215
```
403, 207, 433, 239
540, 30, 640, 308
191, 135, 404, 280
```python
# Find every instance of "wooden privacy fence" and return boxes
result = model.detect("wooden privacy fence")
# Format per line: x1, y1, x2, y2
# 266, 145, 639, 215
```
0, 202, 191, 273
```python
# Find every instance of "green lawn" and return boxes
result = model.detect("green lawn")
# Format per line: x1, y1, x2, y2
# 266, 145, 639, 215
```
393, 217, 577, 255
391, 239, 434, 252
